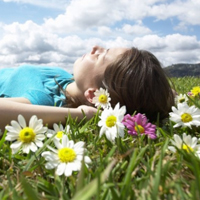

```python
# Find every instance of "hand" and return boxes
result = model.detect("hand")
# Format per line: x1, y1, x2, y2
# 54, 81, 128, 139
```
77, 105, 98, 119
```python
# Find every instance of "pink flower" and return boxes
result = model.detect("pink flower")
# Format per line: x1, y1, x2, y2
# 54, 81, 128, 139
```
187, 91, 193, 97
122, 113, 157, 139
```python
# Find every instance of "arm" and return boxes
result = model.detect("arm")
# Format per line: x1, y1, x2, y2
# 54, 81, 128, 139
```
0, 98, 97, 131
3, 97, 32, 104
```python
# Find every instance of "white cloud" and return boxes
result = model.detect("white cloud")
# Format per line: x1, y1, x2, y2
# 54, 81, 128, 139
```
122, 24, 152, 36
0, 0, 200, 71
133, 34, 200, 66
149, 0, 200, 26
133, 34, 167, 51
43, 0, 159, 34
165, 34, 200, 51
97, 26, 112, 36
41, 0, 200, 37
43, 0, 124, 33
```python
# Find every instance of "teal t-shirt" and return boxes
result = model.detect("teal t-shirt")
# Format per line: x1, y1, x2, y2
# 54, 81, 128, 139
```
0, 65, 73, 106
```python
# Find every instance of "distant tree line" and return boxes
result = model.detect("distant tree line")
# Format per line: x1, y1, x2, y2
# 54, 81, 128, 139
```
164, 63, 200, 77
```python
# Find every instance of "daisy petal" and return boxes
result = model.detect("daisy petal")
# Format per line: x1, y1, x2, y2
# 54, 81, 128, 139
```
18, 115, 26, 128
56, 163, 66, 176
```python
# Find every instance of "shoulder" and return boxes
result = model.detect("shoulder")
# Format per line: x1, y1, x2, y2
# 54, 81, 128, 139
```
45, 66, 72, 76
15, 65, 72, 77
40, 66, 73, 79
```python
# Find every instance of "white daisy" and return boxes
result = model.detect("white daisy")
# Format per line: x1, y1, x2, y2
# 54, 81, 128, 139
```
47, 123, 71, 140
98, 103, 126, 142
169, 102, 200, 128
168, 133, 200, 158
175, 93, 189, 104
41, 135, 91, 177
5, 115, 47, 154
92, 87, 111, 109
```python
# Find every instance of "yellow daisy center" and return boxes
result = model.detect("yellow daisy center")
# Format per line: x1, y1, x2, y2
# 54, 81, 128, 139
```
179, 98, 185, 103
191, 86, 200, 97
56, 131, 63, 139
58, 147, 76, 163
98, 94, 107, 103
182, 144, 193, 153
181, 113, 193, 123
106, 115, 117, 127
135, 125, 145, 133
19, 127, 36, 143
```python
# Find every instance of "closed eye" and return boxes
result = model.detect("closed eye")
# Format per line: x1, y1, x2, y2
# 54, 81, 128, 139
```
96, 53, 100, 59
95, 49, 107, 60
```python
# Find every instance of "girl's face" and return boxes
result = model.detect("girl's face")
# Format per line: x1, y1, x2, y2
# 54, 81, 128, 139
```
73, 46, 128, 92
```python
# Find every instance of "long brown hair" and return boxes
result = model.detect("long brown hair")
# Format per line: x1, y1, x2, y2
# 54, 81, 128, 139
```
63, 47, 174, 121
101, 47, 175, 121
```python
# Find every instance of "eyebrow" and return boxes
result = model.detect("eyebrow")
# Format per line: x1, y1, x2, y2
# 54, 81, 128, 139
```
103, 49, 109, 63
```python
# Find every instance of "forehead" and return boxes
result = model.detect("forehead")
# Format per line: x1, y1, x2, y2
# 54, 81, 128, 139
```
104, 47, 128, 63
109, 47, 129, 56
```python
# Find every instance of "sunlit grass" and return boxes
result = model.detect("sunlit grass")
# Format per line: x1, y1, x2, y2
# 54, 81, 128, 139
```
1, 77, 200, 199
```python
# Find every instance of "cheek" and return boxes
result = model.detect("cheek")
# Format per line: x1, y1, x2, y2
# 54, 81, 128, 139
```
73, 61, 87, 76
73, 57, 83, 69
74, 57, 94, 68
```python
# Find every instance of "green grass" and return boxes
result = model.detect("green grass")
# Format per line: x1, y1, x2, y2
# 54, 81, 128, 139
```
171, 76, 200, 94
1, 77, 200, 200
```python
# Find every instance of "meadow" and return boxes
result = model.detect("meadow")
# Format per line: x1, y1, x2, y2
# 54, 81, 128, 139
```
1, 76, 200, 200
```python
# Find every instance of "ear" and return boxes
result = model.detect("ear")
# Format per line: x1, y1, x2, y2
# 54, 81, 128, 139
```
84, 88, 97, 104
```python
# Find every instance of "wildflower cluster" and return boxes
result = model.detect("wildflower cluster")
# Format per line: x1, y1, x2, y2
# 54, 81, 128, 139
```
94, 88, 157, 142
4, 88, 157, 177
168, 133, 200, 158
2, 83, 200, 199
168, 87, 200, 157
5, 114, 90, 177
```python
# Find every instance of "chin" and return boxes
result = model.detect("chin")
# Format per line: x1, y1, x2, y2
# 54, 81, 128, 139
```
73, 61, 80, 71
74, 59, 79, 66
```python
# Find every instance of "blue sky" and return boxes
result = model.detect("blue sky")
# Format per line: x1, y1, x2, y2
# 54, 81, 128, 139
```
0, 1, 62, 24
0, 0, 199, 72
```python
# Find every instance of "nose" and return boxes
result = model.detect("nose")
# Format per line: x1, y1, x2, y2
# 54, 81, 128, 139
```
91, 46, 105, 54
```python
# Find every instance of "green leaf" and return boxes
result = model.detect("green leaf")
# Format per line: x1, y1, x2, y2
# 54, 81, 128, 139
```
151, 139, 169, 199
0, 130, 7, 148
75, 157, 86, 193
20, 176, 40, 200
72, 159, 117, 200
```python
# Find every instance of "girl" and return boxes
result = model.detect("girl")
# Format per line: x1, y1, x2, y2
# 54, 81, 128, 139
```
0, 46, 174, 130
